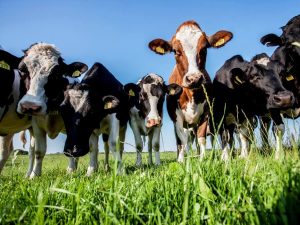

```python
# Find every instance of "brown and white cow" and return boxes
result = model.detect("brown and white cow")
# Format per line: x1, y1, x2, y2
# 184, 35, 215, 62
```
148, 20, 233, 162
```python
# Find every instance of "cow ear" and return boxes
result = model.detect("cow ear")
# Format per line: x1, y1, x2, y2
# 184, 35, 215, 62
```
66, 62, 88, 78
124, 83, 140, 97
148, 39, 173, 55
208, 30, 233, 48
165, 83, 182, 97
230, 68, 246, 86
260, 34, 283, 46
103, 95, 120, 110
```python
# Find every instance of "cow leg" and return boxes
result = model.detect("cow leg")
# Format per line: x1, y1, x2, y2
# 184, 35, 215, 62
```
238, 126, 250, 158
148, 130, 153, 165
103, 134, 110, 172
26, 128, 35, 177
260, 116, 271, 153
197, 120, 208, 159
0, 134, 14, 174
86, 133, 99, 176
30, 121, 46, 179
129, 118, 143, 167
273, 123, 285, 160
151, 127, 161, 166
221, 127, 234, 161
119, 124, 127, 159
67, 157, 79, 173
108, 115, 122, 174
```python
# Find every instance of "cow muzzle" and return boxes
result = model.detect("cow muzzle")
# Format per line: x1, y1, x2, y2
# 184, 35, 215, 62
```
146, 117, 162, 128
271, 91, 295, 108
182, 73, 205, 88
18, 101, 43, 115
64, 144, 89, 158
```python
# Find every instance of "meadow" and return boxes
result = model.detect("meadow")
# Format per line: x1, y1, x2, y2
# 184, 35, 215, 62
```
1, 149, 300, 225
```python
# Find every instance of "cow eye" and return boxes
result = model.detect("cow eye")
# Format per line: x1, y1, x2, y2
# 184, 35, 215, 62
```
174, 50, 182, 56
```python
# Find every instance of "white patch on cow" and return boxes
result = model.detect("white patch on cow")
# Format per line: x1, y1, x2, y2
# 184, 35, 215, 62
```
178, 145, 185, 162
18, 43, 61, 114
68, 89, 89, 112
239, 132, 249, 158
221, 145, 230, 161
256, 57, 270, 66
274, 124, 285, 160
175, 25, 203, 76
182, 98, 204, 124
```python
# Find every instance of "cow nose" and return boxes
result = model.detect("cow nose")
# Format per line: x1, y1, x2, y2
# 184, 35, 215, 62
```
146, 117, 161, 128
273, 91, 295, 108
184, 74, 204, 87
20, 102, 42, 114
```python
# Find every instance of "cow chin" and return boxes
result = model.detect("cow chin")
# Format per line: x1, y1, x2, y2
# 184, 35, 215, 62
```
63, 144, 89, 158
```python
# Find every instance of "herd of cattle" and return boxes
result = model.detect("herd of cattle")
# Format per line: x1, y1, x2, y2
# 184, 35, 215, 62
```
0, 15, 300, 178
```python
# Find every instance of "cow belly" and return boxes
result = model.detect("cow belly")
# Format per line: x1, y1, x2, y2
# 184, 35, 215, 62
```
182, 102, 205, 124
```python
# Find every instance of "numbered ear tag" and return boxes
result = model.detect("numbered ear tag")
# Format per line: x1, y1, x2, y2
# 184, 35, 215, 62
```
286, 74, 294, 81
72, 70, 81, 77
169, 89, 176, 95
155, 46, 165, 54
104, 102, 113, 109
234, 76, 244, 85
129, 89, 135, 96
0, 60, 10, 71
214, 38, 225, 47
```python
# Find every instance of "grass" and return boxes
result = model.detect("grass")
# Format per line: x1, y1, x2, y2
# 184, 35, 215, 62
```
1, 150, 300, 225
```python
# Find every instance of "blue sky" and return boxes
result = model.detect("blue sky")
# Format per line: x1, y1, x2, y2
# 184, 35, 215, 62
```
1, 0, 299, 154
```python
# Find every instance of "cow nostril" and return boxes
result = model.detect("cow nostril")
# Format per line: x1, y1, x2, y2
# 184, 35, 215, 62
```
273, 95, 282, 103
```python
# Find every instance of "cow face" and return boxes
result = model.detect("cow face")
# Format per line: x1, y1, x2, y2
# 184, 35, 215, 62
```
60, 83, 119, 157
261, 15, 300, 57
17, 43, 87, 115
149, 21, 232, 88
125, 74, 182, 127
232, 54, 294, 109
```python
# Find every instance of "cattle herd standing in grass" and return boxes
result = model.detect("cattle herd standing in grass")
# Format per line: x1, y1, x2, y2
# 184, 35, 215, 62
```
0, 15, 300, 178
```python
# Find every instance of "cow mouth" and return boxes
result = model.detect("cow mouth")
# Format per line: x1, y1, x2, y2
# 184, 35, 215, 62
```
63, 145, 89, 157
268, 92, 295, 109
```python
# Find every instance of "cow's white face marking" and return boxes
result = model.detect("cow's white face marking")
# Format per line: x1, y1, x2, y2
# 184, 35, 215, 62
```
182, 98, 205, 124
68, 89, 89, 112
175, 25, 203, 77
256, 57, 270, 66
18, 43, 61, 114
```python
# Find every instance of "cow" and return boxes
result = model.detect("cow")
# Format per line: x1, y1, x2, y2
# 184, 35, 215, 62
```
213, 53, 294, 160
0, 49, 32, 174
16, 43, 89, 178
60, 62, 131, 174
124, 73, 182, 166
148, 20, 233, 162
260, 15, 300, 158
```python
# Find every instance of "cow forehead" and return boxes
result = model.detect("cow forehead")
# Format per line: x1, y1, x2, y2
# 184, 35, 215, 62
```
255, 57, 270, 66
175, 24, 203, 49
140, 73, 164, 86
24, 43, 61, 74
68, 89, 89, 112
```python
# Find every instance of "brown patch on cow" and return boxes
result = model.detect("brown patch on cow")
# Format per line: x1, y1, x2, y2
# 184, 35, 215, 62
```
197, 120, 208, 138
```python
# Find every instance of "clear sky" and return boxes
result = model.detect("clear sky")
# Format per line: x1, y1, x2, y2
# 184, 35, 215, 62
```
0, 0, 299, 154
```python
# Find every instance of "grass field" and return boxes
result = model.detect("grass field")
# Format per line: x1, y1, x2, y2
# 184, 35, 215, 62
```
1, 150, 300, 225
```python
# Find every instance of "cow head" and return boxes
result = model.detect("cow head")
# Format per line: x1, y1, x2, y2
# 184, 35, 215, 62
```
124, 73, 182, 128
230, 54, 294, 109
261, 15, 300, 58
60, 83, 119, 157
148, 20, 232, 88
17, 43, 88, 115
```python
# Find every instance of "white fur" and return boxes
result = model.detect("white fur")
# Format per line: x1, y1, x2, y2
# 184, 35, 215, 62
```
198, 137, 206, 159
175, 25, 203, 77
256, 57, 270, 66
239, 132, 249, 158
68, 89, 89, 112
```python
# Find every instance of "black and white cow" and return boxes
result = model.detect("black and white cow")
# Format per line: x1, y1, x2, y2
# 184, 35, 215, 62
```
60, 62, 130, 174
260, 15, 300, 157
16, 43, 88, 178
213, 53, 294, 160
124, 73, 182, 166
0, 49, 32, 174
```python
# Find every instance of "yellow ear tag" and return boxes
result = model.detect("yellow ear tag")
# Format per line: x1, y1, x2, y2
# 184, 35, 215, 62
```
155, 46, 165, 54
214, 38, 225, 47
169, 89, 176, 95
286, 74, 294, 81
0, 60, 10, 71
72, 70, 81, 77
129, 89, 135, 96
234, 76, 243, 84
104, 102, 112, 109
